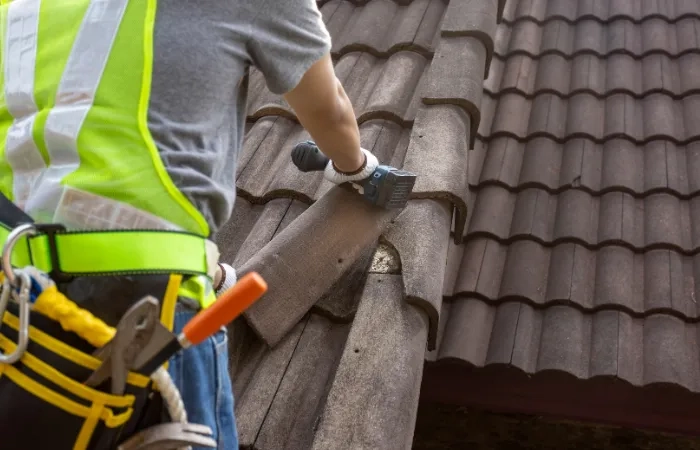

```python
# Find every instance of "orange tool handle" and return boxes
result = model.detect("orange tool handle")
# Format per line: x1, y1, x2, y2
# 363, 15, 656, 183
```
182, 272, 268, 346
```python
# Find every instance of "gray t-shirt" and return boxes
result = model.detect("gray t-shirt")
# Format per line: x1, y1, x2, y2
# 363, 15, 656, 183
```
148, 0, 331, 234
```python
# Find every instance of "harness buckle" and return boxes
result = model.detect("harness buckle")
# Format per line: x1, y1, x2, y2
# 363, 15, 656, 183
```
1, 223, 37, 287
34, 223, 72, 283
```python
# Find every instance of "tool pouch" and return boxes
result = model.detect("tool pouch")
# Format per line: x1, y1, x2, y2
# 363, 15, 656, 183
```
0, 299, 159, 450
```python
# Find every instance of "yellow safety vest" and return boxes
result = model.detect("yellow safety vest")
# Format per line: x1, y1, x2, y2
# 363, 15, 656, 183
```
0, 0, 208, 236
0, 0, 218, 308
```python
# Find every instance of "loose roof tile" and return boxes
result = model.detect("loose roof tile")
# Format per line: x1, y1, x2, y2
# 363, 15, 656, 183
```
222, 197, 374, 449
237, 187, 398, 347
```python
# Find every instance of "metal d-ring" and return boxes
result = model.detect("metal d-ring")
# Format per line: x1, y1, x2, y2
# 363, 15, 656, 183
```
0, 270, 31, 364
1, 223, 37, 287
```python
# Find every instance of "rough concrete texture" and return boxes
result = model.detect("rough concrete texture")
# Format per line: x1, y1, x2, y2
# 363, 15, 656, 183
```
311, 274, 429, 450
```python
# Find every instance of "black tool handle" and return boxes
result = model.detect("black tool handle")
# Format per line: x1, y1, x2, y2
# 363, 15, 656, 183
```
291, 141, 330, 173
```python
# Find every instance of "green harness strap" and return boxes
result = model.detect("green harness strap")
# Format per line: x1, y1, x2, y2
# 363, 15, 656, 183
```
0, 224, 212, 279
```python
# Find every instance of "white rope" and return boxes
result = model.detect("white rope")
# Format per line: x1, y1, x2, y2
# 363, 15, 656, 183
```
151, 366, 190, 450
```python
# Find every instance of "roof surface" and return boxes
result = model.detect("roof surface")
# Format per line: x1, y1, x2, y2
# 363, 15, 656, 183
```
433, 0, 700, 390
424, 0, 700, 436
215, 0, 700, 448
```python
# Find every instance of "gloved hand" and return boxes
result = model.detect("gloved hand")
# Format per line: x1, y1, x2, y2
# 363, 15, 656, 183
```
291, 141, 379, 185
215, 262, 237, 297
323, 148, 379, 185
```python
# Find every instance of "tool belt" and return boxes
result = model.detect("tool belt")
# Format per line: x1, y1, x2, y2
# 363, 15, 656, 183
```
0, 200, 220, 449
0, 282, 165, 449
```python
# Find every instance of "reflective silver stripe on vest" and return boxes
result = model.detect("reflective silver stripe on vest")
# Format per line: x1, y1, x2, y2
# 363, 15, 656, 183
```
3, 0, 45, 209
24, 0, 129, 218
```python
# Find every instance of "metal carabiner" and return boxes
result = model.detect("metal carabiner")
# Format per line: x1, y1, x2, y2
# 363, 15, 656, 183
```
1, 223, 37, 288
0, 270, 31, 364
0, 279, 10, 326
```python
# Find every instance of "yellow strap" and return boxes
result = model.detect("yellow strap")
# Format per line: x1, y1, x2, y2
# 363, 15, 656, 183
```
159, 274, 181, 372
74, 402, 104, 450
0, 334, 135, 407
0, 224, 212, 278
2, 362, 89, 416
160, 274, 180, 332
0, 362, 132, 427
2, 312, 150, 388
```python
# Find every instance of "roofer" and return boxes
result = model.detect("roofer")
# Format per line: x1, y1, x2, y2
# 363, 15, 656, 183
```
0, 0, 394, 449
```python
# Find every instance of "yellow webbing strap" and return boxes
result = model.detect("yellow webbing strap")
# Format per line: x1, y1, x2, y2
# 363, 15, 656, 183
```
0, 224, 211, 277
0, 334, 135, 409
2, 311, 150, 389
160, 274, 181, 332
0, 362, 132, 429
75, 402, 106, 450
159, 274, 182, 372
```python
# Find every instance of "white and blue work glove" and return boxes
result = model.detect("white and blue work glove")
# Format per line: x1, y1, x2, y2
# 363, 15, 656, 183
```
215, 262, 237, 297
291, 141, 379, 185
323, 148, 379, 185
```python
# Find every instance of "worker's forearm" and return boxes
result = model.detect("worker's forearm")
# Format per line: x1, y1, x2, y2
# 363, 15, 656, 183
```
294, 81, 364, 173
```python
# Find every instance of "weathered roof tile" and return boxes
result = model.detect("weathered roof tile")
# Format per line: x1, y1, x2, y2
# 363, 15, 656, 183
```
324, 0, 445, 57
386, 199, 452, 349
504, 0, 700, 23
448, 236, 700, 321
422, 36, 486, 145
482, 91, 700, 143
494, 18, 700, 58
432, 299, 700, 393
473, 137, 700, 198
485, 53, 700, 98
440, 0, 498, 75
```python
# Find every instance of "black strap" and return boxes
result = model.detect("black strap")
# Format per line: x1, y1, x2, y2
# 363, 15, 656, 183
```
0, 192, 33, 228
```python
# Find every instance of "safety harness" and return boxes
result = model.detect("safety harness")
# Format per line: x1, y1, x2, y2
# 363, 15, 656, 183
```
0, 193, 230, 449
0, 0, 270, 447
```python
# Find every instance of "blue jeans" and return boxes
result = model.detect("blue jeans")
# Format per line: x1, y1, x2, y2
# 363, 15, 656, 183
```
167, 307, 238, 450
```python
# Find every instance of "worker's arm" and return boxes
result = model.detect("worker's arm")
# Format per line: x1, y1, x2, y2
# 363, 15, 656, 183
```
247, 0, 379, 181
282, 53, 364, 173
